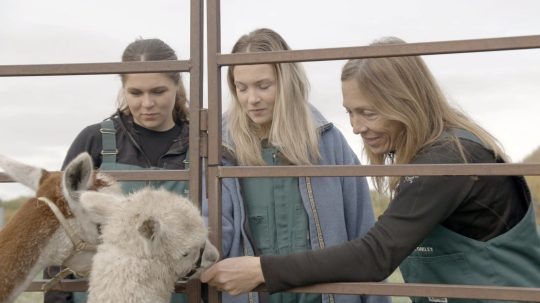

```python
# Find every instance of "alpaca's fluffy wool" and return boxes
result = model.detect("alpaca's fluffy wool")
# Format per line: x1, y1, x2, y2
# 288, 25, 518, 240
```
83, 188, 219, 303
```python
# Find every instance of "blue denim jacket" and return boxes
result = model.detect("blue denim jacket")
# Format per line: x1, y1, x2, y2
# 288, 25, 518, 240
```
216, 106, 389, 303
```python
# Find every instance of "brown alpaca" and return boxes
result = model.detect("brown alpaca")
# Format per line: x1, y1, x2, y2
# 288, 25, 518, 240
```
0, 153, 120, 303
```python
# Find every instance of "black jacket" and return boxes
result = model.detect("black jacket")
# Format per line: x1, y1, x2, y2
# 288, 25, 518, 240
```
61, 112, 189, 170
261, 136, 530, 292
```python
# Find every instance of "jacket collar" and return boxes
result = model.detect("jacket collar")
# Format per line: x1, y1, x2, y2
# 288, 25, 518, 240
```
114, 111, 190, 155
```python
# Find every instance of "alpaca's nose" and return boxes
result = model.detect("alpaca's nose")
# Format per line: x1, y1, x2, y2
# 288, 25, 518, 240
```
203, 239, 220, 265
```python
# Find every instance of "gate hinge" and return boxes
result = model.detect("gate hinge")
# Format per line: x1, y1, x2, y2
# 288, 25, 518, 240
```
200, 108, 208, 158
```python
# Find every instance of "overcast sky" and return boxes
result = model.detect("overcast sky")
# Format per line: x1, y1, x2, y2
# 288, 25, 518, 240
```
1, 0, 539, 200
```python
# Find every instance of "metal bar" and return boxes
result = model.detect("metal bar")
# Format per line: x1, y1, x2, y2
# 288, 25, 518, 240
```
200, 110, 209, 158
206, 0, 223, 243
188, 0, 203, 209
254, 283, 540, 302
218, 163, 540, 178
2, 164, 540, 183
27, 280, 89, 292
91, 170, 190, 181
0, 60, 190, 77
25, 280, 540, 302
206, 0, 222, 165
27, 280, 188, 293
26, 280, 539, 302
206, 1, 222, 303
217, 35, 540, 65
0, 170, 189, 182
187, 1, 204, 303
206, 167, 223, 303
185, 279, 201, 303
172, 281, 188, 293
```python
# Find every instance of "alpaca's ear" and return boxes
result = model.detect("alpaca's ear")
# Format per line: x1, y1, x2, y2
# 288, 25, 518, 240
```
79, 191, 123, 224
0, 154, 46, 191
139, 218, 161, 256
138, 219, 160, 241
62, 152, 94, 202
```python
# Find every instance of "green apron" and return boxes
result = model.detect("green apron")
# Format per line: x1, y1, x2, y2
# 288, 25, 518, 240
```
400, 131, 540, 303
240, 144, 321, 303
73, 119, 189, 303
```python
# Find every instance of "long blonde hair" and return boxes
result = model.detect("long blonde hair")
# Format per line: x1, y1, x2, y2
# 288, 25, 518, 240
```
341, 37, 507, 193
226, 28, 319, 165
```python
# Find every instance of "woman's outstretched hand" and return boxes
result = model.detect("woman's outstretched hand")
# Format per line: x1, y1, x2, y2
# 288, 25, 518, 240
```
200, 256, 265, 295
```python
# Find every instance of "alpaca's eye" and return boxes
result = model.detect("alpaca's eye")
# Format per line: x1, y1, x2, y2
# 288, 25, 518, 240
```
97, 224, 102, 235
182, 252, 189, 257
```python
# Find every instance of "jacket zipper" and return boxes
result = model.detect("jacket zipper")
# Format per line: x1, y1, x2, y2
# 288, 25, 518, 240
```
306, 177, 325, 249
305, 177, 335, 303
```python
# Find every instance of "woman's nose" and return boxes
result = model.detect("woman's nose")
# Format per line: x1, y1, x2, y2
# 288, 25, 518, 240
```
247, 89, 260, 104
351, 116, 367, 135
142, 94, 155, 107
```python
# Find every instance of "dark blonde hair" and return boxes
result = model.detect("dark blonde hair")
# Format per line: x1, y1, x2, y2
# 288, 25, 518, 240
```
118, 38, 188, 123
342, 37, 507, 193
226, 28, 319, 165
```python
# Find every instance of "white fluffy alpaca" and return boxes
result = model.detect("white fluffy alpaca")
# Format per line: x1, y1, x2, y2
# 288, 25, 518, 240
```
80, 187, 219, 303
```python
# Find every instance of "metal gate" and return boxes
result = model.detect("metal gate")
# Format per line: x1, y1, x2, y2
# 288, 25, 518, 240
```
1, 0, 540, 302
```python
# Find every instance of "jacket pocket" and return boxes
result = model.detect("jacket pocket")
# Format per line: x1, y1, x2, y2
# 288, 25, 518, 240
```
248, 210, 272, 252
293, 203, 310, 250
400, 253, 480, 303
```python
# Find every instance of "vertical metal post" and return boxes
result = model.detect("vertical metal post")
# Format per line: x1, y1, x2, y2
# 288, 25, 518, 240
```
206, 0, 223, 302
0, 206, 4, 228
187, 0, 204, 302
188, 0, 203, 218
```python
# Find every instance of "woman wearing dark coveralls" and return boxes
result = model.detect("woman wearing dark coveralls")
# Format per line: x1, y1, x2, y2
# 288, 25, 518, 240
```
201, 37, 540, 303
45, 38, 190, 303
205, 28, 388, 303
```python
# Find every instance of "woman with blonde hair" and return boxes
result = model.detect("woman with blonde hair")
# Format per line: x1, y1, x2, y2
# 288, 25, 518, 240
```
202, 37, 540, 303
210, 28, 385, 303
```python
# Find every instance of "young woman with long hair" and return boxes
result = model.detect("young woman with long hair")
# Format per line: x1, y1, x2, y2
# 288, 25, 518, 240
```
213, 28, 384, 303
